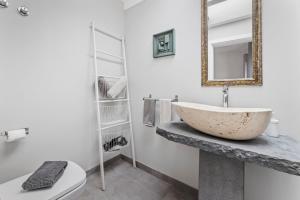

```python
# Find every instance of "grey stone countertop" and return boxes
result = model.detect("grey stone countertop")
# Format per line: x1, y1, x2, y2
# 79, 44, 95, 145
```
156, 122, 300, 176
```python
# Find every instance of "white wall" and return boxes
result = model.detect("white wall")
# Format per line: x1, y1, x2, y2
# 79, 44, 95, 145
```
122, 0, 144, 10
125, 0, 300, 199
0, 0, 124, 183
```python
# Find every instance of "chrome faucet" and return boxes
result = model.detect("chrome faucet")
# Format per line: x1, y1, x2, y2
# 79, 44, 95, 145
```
223, 85, 229, 108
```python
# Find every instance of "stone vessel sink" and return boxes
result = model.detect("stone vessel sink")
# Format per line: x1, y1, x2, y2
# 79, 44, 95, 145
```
172, 102, 272, 140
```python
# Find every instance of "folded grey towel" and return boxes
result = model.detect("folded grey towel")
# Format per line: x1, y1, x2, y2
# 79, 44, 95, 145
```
98, 78, 111, 97
143, 98, 156, 127
22, 161, 68, 191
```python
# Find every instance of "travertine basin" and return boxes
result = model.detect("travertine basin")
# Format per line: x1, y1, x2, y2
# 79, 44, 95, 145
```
173, 102, 272, 140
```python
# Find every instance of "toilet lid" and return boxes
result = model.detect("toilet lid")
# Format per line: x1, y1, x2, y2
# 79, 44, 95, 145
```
0, 161, 86, 200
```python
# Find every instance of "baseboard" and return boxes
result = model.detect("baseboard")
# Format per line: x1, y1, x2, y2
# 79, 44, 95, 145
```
86, 154, 198, 196
86, 154, 122, 176
120, 155, 198, 196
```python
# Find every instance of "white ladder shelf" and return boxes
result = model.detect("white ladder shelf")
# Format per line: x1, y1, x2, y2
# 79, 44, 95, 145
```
91, 22, 136, 191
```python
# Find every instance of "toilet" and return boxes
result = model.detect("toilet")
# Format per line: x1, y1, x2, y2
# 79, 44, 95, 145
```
0, 161, 86, 200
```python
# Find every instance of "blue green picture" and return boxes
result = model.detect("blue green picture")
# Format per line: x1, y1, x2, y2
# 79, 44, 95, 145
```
153, 29, 175, 58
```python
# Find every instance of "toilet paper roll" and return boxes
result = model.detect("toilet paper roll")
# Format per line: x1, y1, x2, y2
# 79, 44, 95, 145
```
5, 128, 28, 142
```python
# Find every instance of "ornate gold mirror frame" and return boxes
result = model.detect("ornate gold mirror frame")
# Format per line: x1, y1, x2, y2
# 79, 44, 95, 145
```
201, 0, 262, 86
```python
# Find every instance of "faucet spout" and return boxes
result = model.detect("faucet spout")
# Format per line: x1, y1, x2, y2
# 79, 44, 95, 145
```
223, 85, 229, 108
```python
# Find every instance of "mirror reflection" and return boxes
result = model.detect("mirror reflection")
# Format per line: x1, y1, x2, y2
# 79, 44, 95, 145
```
208, 0, 253, 81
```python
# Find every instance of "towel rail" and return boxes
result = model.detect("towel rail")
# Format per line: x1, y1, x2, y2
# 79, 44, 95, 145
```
143, 94, 179, 102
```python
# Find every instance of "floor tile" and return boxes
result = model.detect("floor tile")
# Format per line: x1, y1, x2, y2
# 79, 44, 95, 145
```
78, 159, 197, 200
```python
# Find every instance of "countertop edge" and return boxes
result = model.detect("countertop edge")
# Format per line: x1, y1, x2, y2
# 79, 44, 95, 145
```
156, 126, 300, 176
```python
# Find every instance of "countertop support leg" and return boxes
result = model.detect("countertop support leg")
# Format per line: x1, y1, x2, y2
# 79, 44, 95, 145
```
199, 150, 244, 200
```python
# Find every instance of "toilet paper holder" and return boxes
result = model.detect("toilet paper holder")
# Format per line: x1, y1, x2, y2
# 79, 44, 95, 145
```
0, 128, 29, 139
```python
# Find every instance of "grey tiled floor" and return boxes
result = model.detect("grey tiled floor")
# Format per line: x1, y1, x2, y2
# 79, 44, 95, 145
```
79, 159, 197, 200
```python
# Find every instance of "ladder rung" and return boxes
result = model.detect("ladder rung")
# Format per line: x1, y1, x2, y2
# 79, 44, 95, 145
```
93, 55, 123, 65
101, 120, 127, 127
103, 146, 127, 154
104, 149, 121, 154
93, 27, 122, 41
98, 75, 123, 79
101, 121, 131, 130
96, 49, 124, 60
97, 99, 128, 103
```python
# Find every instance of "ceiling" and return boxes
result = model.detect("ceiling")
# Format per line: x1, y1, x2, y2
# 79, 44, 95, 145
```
122, 0, 144, 10
208, 0, 227, 7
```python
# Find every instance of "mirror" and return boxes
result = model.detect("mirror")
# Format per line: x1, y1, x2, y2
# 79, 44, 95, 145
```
201, 0, 262, 86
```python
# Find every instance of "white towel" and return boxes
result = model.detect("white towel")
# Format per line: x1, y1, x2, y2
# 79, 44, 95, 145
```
107, 77, 127, 98
159, 99, 172, 123
171, 103, 180, 121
